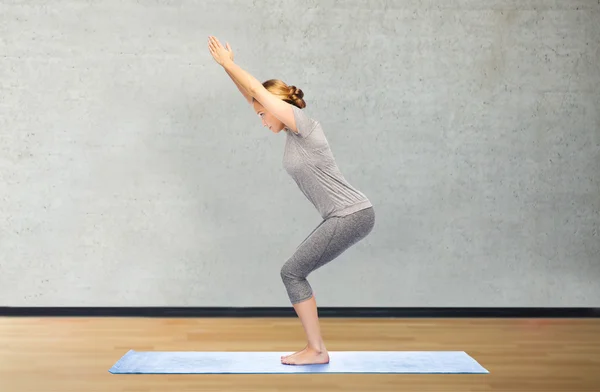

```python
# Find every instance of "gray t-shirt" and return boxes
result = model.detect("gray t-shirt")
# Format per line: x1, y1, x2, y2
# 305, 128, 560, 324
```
283, 105, 372, 220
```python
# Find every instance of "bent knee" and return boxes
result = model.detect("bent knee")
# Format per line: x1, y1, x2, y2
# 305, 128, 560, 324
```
280, 258, 304, 280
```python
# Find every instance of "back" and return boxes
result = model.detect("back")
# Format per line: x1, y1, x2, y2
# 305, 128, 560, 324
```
283, 106, 372, 219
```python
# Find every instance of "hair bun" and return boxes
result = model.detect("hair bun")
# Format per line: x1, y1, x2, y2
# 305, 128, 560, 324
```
289, 85, 304, 99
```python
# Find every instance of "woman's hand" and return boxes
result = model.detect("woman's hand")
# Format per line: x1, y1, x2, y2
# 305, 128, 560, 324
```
208, 35, 233, 66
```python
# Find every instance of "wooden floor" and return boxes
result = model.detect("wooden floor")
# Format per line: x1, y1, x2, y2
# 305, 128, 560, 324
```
1, 317, 598, 391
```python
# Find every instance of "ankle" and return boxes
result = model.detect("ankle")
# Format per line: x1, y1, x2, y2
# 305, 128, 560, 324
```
308, 342, 327, 352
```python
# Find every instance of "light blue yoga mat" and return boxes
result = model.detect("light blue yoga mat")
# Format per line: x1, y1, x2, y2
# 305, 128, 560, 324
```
109, 350, 489, 374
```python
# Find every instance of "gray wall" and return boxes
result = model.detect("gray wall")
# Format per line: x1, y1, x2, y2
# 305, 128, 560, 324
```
1, 0, 599, 307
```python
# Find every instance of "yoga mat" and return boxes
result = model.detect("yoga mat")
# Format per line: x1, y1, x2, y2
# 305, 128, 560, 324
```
109, 350, 489, 374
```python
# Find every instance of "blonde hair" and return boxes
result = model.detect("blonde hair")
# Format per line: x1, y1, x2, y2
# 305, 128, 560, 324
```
254, 79, 306, 109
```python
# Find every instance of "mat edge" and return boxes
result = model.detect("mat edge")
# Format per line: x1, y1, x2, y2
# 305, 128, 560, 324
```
108, 349, 136, 373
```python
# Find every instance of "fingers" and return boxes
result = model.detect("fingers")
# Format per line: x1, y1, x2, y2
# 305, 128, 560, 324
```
208, 36, 230, 64
208, 35, 223, 49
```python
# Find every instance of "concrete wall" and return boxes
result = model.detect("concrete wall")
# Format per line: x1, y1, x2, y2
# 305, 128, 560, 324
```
1, 0, 598, 307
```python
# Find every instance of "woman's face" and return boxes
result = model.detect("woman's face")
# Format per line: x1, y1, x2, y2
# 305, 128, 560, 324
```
253, 101, 285, 133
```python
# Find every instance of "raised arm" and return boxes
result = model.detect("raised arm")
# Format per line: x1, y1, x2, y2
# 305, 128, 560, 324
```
208, 36, 298, 133
218, 42, 253, 104
225, 67, 253, 104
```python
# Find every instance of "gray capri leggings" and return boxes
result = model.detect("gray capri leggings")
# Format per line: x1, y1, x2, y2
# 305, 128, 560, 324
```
280, 206, 375, 304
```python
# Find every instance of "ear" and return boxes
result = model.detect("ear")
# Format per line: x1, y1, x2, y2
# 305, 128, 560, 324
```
251, 85, 298, 134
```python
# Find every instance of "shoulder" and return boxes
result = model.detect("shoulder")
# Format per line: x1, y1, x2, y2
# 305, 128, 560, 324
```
289, 106, 319, 138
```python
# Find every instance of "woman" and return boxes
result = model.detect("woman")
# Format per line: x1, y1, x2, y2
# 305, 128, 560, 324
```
208, 36, 375, 365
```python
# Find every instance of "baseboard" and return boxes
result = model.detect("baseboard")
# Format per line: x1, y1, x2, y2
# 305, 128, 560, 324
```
0, 307, 599, 318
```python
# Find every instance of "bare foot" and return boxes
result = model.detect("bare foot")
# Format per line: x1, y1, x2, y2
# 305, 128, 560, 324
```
281, 346, 329, 365
281, 344, 308, 360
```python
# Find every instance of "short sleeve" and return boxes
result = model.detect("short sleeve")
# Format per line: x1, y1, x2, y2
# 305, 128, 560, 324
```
291, 105, 317, 138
